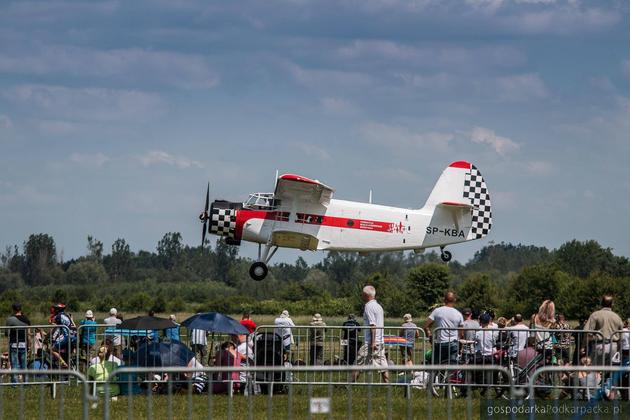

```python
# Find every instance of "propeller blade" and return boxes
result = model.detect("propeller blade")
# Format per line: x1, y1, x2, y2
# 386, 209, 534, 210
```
201, 182, 210, 250
202, 220, 207, 249
204, 182, 210, 213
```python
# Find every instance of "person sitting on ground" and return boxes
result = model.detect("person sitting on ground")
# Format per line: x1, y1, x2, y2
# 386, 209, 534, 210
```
212, 341, 242, 394
87, 346, 120, 397
90, 338, 122, 366
576, 356, 600, 400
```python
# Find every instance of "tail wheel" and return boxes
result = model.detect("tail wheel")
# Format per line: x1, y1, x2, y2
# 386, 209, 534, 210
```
440, 250, 452, 262
249, 262, 268, 281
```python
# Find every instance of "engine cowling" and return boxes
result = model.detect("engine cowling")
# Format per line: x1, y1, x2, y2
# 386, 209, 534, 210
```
209, 200, 243, 245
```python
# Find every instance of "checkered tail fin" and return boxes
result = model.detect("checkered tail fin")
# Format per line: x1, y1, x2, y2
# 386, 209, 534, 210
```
422, 161, 492, 240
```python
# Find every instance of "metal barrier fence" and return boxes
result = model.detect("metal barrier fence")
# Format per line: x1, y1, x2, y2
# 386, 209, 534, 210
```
102, 364, 512, 420
0, 325, 72, 385
251, 325, 428, 385
0, 369, 90, 419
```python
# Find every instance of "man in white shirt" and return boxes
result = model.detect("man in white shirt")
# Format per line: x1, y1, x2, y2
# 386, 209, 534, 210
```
274, 310, 295, 359
424, 292, 464, 364
506, 314, 529, 360
353, 285, 388, 383
104, 308, 123, 358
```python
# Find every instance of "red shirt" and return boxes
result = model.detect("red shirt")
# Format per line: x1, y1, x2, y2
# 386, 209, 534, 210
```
240, 319, 257, 334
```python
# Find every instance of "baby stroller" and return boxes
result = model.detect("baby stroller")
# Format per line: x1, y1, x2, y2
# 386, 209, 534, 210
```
254, 332, 286, 394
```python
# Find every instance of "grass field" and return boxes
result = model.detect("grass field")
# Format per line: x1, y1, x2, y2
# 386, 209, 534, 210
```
0, 384, 482, 420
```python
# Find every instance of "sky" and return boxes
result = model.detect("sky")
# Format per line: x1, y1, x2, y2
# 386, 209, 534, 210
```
1, 0, 629, 265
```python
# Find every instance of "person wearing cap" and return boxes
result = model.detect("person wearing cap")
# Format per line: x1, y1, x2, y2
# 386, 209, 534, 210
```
399, 314, 420, 366
342, 314, 361, 365
104, 308, 123, 358
274, 310, 295, 359
5, 303, 31, 383
309, 313, 326, 365
79, 310, 97, 370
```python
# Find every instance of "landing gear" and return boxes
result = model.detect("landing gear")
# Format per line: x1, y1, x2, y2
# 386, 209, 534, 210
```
248, 243, 278, 281
440, 247, 452, 263
249, 262, 268, 281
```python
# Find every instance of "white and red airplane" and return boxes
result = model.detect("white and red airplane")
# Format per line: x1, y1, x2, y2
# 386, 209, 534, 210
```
199, 161, 492, 280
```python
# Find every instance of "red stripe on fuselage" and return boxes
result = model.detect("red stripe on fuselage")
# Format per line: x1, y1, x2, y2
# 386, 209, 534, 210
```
234, 209, 402, 238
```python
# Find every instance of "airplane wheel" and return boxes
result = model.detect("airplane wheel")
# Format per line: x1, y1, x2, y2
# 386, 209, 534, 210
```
440, 250, 452, 262
249, 262, 268, 281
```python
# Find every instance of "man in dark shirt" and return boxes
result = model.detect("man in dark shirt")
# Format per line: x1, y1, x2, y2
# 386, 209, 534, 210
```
5, 303, 31, 383
342, 314, 361, 365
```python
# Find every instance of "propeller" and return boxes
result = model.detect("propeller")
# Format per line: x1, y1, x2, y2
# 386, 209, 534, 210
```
200, 182, 210, 249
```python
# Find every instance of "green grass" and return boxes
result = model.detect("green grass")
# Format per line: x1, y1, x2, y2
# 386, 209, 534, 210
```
0, 384, 481, 420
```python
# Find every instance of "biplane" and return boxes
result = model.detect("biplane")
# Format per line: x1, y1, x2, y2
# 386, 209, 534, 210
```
199, 161, 492, 280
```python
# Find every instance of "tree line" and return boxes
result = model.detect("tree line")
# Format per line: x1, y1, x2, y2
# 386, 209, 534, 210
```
1, 233, 629, 322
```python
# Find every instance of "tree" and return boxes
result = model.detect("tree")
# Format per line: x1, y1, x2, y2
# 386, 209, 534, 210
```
87, 235, 104, 262
554, 240, 615, 278
23, 233, 57, 285
502, 263, 565, 317
157, 232, 183, 270
213, 238, 238, 283
406, 263, 451, 313
65, 260, 109, 284
108, 238, 132, 281
456, 273, 498, 315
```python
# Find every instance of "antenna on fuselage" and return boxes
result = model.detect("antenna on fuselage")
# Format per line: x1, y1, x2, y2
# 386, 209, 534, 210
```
369, 189, 373, 204
274, 169, 279, 190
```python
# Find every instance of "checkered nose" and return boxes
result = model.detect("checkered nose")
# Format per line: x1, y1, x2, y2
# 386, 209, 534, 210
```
209, 207, 237, 238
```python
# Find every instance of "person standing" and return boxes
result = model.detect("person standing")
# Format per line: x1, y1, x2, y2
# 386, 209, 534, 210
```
461, 308, 480, 361
424, 292, 464, 365
104, 308, 123, 358
506, 314, 529, 361
165, 314, 180, 342
583, 295, 624, 365
79, 310, 97, 370
399, 314, 420, 366
274, 310, 295, 358
240, 314, 257, 334
353, 285, 388, 383
309, 313, 326, 365
5, 303, 31, 383
342, 314, 361, 365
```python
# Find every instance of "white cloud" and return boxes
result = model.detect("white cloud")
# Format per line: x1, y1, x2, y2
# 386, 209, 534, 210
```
0, 46, 219, 90
293, 143, 331, 161
470, 126, 519, 155
5, 85, 166, 122
0, 114, 12, 129
361, 122, 454, 152
140, 150, 204, 169
320, 97, 358, 115
69, 152, 110, 168
524, 160, 553, 176
288, 62, 373, 89
495, 73, 548, 101
504, 6, 621, 35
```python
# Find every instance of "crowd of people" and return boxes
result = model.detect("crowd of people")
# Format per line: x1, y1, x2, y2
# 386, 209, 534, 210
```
3, 285, 630, 398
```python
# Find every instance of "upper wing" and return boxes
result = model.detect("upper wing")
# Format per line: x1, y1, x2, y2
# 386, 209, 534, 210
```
274, 174, 334, 206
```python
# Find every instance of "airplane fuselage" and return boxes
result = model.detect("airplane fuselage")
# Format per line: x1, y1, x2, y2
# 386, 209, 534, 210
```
236, 198, 472, 252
